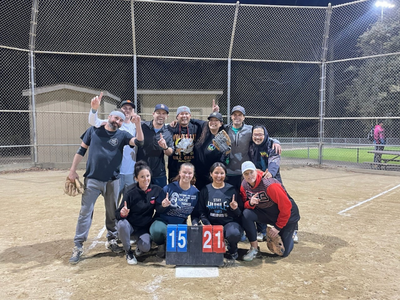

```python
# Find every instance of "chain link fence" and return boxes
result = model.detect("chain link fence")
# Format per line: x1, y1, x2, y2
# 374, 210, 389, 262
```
1, 0, 399, 171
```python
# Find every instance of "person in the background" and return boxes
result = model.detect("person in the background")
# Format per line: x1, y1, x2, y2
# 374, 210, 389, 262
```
374, 120, 386, 164
240, 161, 300, 261
150, 163, 199, 258
196, 162, 243, 260
137, 104, 174, 188
115, 161, 162, 265
88, 94, 143, 199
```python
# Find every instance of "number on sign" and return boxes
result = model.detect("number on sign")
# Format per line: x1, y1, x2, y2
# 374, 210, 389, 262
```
202, 225, 213, 252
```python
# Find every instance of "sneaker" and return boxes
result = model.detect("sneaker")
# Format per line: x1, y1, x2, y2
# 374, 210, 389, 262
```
126, 249, 137, 265
257, 232, 266, 242
135, 247, 143, 257
228, 251, 238, 260
293, 230, 299, 243
106, 239, 124, 253
240, 233, 248, 242
243, 246, 259, 262
156, 244, 166, 258
69, 246, 83, 264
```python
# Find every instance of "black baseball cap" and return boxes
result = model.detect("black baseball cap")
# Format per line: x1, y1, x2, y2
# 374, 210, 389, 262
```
208, 112, 223, 122
119, 100, 135, 108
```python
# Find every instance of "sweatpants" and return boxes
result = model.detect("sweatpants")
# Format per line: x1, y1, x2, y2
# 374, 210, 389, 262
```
116, 219, 151, 253
74, 178, 119, 248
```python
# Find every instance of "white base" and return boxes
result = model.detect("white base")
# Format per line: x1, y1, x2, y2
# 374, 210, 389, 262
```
175, 266, 219, 278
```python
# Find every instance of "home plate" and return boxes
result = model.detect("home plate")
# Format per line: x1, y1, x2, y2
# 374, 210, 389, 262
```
175, 266, 219, 278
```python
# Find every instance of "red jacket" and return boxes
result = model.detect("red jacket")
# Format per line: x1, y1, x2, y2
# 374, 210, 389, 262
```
240, 170, 293, 230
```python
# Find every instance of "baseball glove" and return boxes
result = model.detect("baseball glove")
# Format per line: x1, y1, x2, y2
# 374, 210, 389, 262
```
64, 177, 84, 197
266, 225, 285, 256
212, 130, 231, 154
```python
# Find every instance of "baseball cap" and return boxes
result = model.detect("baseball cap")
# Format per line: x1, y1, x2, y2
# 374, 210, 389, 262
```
241, 161, 256, 174
154, 104, 169, 114
176, 106, 191, 116
231, 105, 246, 115
119, 99, 135, 108
208, 112, 223, 122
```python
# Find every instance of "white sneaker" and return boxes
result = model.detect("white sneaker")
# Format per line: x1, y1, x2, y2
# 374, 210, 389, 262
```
293, 230, 299, 243
243, 246, 259, 262
257, 232, 266, 242
126, 249, 137, 265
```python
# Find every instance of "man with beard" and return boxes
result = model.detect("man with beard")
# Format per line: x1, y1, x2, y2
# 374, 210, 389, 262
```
88, 93, 144, 198
137, 104, 174, 188
68, 108, 144, 264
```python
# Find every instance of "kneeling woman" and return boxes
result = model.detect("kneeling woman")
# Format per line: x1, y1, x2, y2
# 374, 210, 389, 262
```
116, 161, 162, 265
240, 161, 300, 261
197, 162, 243, 260
150, 163, 199, 258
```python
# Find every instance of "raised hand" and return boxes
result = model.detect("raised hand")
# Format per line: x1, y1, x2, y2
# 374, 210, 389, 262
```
212, 99, 220, 112
120, 201, 130, 218
250, 193, 260, 206
162, 192, 171, 207
230, 194, 238, 210
131, 113, 141, 125
158, 133, 168, 150
91, 92, 103, 110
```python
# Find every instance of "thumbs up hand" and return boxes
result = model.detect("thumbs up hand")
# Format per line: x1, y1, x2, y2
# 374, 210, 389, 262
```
162, 192, 171, 208
230, 194, 238, 210
120, 201, 130, 218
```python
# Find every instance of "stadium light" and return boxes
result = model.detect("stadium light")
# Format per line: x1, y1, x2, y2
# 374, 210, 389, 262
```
375, 1, 395, 21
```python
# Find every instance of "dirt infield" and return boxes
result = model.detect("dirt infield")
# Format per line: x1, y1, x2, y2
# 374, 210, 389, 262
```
0, 166, 399, 300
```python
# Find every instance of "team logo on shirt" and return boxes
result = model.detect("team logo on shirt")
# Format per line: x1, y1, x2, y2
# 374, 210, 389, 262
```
170, 192, 181, 208
207, 143, 216, 151
108, 138, 119, 147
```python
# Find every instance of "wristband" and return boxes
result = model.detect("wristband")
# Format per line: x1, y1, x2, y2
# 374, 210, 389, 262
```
163, 147, 169, 151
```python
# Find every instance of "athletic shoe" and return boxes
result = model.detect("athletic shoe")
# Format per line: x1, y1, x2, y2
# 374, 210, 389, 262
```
135, 247, 143, 257
228, 251, 238, 260
106, 239, 124, 253
257, 232, 266, 242
69, 246, 83, 264
126, 249, 137, 265
156, 244, 166, 258
293, 230, 299, 243
243, 246, 259, 262
240, 233, 248, 242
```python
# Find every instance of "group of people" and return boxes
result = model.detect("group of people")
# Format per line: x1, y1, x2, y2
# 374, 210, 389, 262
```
67, 93, 300, 265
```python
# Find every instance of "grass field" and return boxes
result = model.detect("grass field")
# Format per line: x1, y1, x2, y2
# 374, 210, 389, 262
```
281, 146, 400, 164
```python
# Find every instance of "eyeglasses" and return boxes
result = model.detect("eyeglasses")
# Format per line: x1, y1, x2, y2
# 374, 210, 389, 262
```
253, 133, 264, 137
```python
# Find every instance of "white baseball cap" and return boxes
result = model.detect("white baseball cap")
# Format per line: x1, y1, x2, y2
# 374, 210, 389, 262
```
241, 161, 256, 173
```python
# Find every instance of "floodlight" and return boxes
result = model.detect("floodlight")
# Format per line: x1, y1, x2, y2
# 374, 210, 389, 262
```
375, 1, 395, 8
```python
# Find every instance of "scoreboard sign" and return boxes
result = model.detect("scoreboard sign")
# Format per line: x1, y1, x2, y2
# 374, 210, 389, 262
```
166, 225, 225, 266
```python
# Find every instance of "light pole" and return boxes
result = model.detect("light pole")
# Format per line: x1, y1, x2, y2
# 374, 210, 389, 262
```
375, 1, 395, 21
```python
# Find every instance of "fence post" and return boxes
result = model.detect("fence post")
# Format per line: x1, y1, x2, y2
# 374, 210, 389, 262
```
29, 0, 39, 164
318, 3, 332, 165
131, 0, 138, 109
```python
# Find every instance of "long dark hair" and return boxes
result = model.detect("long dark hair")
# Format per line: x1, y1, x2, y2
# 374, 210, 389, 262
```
195, 120, 224, 149
171, 162, 196, 185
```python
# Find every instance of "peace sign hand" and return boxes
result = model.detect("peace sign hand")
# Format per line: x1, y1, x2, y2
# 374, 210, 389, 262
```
120, 201, 130, 218
230, 194, 238, 210
162, 192, 171, 208
250, 193, 260, 206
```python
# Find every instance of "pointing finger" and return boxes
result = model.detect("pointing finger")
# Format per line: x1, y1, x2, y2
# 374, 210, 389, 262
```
212, 99, 215, 107
165, 192, 169, 200
124, 201, 127, 208
99, 92, 103, 101
232, 194, 236, 202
